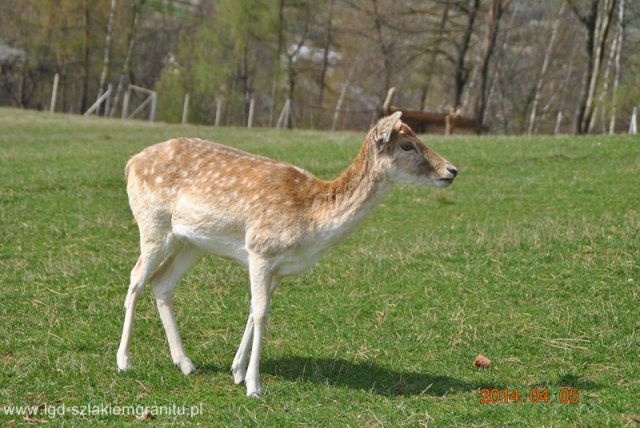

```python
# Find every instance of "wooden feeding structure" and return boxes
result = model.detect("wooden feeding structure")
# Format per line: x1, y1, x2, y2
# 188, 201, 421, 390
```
382, 88, 488, 135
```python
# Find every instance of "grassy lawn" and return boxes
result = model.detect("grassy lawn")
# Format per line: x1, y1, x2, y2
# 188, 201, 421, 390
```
0, 107, 638, 426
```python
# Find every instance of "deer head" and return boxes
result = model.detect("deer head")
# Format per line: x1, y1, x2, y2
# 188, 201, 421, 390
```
370, 111, 457, 188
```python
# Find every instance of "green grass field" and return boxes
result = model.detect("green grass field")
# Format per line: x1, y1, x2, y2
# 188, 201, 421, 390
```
1, 107, 638, 426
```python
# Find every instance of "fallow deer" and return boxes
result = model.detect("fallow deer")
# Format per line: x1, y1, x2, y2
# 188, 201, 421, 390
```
116, 112, 457, 397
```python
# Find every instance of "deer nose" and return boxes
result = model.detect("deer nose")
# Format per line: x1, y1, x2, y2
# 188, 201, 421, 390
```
447, 165, 458, 177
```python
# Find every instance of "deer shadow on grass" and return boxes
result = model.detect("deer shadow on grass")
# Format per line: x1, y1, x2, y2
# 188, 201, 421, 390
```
260, 356, 484, 397
199, 357, 604, 397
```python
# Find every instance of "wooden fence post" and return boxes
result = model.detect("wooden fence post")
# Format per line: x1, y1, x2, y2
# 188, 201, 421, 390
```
104, 83, 112, 116
122, 86, 130, 120
247, 97, 255, 128
276, 99, 291, 129
182, 93, 190, 125
50, 73, 59, 113
214, 98, 222, 127
150, 92, 157, 122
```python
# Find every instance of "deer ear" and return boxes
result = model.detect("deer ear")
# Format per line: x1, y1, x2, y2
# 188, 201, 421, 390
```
374, 111, 403, 150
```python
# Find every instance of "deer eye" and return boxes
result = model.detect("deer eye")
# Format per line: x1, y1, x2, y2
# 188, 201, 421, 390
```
400, 141, 414, 151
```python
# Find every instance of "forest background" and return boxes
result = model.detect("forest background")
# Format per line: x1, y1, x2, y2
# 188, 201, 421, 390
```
0, 0, 638, 135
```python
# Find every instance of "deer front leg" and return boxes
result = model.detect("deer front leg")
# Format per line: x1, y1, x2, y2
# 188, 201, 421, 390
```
232, 276, 279, 386
243, 255, 274, 398
231, 310, 254, 385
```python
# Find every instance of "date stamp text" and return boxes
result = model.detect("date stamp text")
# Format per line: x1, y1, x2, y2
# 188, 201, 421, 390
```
479, 387, 580, 404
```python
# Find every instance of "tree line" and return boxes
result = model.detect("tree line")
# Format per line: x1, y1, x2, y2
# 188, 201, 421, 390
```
0, 0, 638, 134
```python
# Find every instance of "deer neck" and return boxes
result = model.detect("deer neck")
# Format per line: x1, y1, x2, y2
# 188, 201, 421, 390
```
313, 142, 389, 234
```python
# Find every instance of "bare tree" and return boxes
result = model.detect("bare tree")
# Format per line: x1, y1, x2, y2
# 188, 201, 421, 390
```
582, 0, 617, 133
569, 0, 617, 134
589, 19, 618, 132
282, 3, 312, 128
554, 37, 578, 134
419, 2, 450, 111
474, 0, 509, 124
371, 0, 394, 98
569, 0, 598, 134
528, 3, 565, 135
97, 0, 117, 115
268, 0, 285, 127
452, 0, 480, 112
111, 0, 144, 118
609, 0, 625, 133
80, 0, 92, 113
318, 0, 336, 106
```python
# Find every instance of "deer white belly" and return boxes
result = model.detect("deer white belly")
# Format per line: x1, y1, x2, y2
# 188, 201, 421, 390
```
272, 246, 325, 276
174, 222, 327, 277
173, 223, 250, 265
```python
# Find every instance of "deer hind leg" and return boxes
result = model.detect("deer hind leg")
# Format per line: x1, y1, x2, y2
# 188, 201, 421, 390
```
117, 235, 175, 372
151, 245, 203, 375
